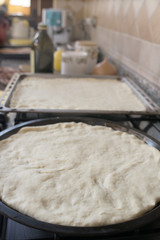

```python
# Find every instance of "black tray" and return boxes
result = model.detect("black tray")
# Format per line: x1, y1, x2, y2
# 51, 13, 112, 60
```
0, 117, 160, 238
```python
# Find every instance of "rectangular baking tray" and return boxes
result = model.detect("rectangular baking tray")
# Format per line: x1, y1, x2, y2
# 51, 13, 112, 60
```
0, 73, 159, 120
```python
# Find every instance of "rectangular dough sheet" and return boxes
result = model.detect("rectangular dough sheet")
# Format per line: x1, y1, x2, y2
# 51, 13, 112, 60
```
9, 77, 146, 111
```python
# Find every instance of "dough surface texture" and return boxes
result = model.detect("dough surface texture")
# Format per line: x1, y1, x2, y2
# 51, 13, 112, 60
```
10, 77, 146, 111
0, 122, 160, 226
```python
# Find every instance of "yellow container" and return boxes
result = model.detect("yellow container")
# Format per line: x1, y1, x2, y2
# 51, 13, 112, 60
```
54, 49, 64, 72
9, 38, 32, 46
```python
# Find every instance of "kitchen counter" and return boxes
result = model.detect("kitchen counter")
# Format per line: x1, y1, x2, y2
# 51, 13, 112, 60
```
0, 44, 30, 89
0, 59, 29, 90
0, 46, 30, 60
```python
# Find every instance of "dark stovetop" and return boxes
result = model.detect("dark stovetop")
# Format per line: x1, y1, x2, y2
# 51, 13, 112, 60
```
1, 215, 160, 240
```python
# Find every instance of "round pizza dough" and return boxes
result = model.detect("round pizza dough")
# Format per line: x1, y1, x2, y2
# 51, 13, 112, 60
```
0, 122, 160, 226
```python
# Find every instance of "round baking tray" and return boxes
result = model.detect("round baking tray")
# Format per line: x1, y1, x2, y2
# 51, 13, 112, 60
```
0, 117, 160, 238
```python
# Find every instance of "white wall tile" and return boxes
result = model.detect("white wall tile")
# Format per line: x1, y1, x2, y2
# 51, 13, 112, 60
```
132, 0, 144, 17
145, 0, 160, 18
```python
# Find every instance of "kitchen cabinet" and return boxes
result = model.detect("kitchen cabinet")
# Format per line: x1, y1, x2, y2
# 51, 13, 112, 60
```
30, 0, 53, 24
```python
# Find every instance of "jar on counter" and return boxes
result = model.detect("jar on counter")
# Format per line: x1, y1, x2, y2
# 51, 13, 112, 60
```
75, 41, 98, 74
61, 51, 88, 75
30, 23, 54, 73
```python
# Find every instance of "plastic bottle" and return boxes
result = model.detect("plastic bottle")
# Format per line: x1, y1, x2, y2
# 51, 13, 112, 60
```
54, 48, 64, 72
30, 23, 54, 73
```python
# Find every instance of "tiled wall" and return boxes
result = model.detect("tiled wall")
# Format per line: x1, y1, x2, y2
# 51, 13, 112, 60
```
83, 0, 160, 87
54, 0, 160, 87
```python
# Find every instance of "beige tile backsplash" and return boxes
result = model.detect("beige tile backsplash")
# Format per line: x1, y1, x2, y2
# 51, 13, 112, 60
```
55, 0, 160, 86
83, 0, 160, 86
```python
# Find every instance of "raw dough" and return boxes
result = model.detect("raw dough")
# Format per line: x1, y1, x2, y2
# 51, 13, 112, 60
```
0, 122, 160, 226
10, 77, 146, 111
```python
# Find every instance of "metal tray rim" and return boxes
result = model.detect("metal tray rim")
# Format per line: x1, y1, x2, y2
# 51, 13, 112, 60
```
0, 73, 159, 116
